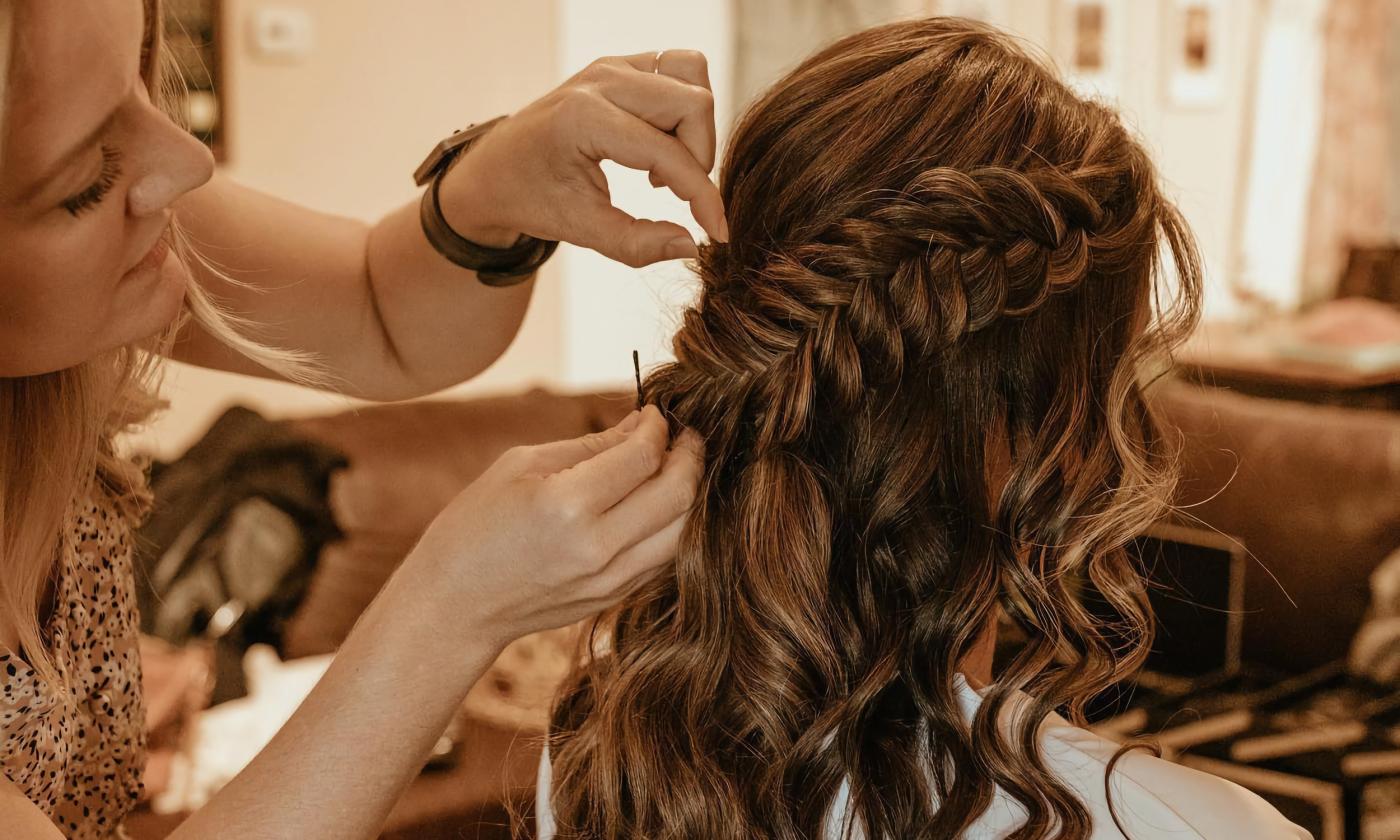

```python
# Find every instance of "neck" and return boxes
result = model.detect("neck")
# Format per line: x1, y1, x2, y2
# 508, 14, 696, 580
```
958, 604, 999, 690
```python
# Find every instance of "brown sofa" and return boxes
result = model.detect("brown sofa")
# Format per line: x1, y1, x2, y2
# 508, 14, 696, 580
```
277, 379, 1400, 674
1150, 381, 1400, 669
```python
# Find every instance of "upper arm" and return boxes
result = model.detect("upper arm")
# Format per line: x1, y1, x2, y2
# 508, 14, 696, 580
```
0, 776, 65, 839
165, 173, 401, 396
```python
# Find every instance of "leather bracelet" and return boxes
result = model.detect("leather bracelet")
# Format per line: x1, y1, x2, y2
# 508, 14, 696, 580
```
419, 168, 558, 286
414, 117, 559, 287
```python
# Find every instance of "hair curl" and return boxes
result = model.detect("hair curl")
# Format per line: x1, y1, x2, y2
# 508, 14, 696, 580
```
547, 17, 1202, 840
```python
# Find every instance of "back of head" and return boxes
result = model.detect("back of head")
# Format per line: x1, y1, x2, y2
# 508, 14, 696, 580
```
549, 16, 1202, 840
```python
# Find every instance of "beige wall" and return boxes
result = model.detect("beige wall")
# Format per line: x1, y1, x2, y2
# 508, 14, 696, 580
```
127, 0, 563, 461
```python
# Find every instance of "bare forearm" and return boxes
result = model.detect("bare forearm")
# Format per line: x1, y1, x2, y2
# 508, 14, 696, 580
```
169, 174, 537, 402
167, 551, 502, 840
363, 197, 538, 399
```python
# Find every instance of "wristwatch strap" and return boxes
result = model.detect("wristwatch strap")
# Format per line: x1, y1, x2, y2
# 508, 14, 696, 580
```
419, 171, 558, 286
415, 117, 559, 287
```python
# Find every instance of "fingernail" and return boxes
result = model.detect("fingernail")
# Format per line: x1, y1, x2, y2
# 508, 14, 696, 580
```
617, 410, 642, 432
665, 236, 698, 260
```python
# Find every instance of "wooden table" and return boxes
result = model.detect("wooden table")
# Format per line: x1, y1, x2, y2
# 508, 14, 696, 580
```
1175, 321, 1400, 409
124, 717, 543, 839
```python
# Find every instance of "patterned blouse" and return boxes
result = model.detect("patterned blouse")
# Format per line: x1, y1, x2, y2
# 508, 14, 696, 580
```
0, 484, 147, 838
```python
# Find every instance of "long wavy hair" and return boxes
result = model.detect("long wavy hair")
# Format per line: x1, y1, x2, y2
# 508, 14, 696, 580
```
0, 0, 336, 686
547, 17, 1203, 840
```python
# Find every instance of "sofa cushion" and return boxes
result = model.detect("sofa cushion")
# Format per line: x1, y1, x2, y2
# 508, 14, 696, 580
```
1152, 380, 1400, 669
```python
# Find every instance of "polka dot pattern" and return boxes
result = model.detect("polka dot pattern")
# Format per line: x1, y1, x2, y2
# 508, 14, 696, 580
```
1, 486, 146, 838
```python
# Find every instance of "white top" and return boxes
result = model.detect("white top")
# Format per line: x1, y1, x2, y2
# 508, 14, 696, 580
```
535, 674, 1312, 839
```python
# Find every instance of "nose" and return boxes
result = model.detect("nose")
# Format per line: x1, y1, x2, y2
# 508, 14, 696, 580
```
125, 101, 216, 218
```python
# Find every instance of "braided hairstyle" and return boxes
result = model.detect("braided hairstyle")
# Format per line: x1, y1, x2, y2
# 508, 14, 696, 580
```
547, 16, 1203, 840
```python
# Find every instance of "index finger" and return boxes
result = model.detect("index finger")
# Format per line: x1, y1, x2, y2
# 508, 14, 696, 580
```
614, 50, 716, 172
581, 102, 727, 246
594, 67, 717, 175
617, 49, 712, 93
518, 409, 642, 475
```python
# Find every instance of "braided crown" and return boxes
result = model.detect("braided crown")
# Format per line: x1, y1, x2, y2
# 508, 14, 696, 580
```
679, 164, 1118, 447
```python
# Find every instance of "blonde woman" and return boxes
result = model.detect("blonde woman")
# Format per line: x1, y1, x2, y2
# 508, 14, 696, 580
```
0, 0, 716, 837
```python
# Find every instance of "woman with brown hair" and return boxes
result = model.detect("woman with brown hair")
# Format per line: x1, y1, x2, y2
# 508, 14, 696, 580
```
538, 17, 1309, 839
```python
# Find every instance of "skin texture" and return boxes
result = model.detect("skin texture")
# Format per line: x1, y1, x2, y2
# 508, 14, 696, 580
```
0, 0, 712, 835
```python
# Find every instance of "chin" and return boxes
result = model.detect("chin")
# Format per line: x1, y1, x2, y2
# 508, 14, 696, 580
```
155, 254, 193, 325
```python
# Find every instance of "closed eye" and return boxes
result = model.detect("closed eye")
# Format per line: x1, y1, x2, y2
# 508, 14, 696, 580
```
61, 145, 124, 218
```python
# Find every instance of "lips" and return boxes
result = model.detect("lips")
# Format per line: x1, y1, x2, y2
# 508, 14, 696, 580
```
126, 229, 171, 277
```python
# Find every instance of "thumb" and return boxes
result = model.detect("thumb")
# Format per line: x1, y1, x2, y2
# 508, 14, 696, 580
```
517, 408, 644, 475
580, 202, 699, 268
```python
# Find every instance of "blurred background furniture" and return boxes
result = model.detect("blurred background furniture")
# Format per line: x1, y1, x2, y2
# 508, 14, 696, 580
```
1175, 244, 1400, 409
1175, 319, 1400, 409
1337, 246, 1400, 305
1149, 380, 1400, 671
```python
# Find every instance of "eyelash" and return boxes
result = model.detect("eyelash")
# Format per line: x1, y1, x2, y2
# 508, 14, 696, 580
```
61, 145, 124, 218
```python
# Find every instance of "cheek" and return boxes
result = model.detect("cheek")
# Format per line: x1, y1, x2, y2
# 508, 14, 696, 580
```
11, 209, 128, 282
0, 214, 128, 342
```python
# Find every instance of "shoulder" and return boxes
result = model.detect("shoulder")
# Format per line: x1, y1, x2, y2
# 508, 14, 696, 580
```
1038, 716, 1313, 840
536, 743, 557, 840
533, 717, 1312, 840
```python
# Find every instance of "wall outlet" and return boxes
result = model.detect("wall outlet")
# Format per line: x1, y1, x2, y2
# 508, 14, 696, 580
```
248, 7, 315, 61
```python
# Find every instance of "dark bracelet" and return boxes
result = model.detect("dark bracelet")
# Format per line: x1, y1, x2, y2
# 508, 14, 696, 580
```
419, 168, 559, 287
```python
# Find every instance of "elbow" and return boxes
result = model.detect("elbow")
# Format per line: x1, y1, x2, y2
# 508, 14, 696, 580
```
373, 328, 520, 402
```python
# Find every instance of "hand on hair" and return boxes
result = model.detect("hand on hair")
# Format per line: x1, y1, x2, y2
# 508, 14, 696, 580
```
435, 51, 730, 267
407, 405, 701, 653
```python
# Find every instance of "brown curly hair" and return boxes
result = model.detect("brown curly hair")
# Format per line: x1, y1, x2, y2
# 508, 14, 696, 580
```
546, 16, 1203, 839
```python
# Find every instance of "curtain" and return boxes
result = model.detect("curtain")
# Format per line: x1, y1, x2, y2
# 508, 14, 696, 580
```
1297, 0, 1399, 304
1237, 0, 1328, 313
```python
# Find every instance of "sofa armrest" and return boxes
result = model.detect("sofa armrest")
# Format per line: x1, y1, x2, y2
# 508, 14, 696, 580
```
1152, 379, 1400, 669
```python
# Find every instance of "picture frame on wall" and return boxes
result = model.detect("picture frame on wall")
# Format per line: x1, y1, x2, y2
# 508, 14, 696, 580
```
163, 0, 226, 161
1164, 0, 1227, 107
1053, 0, 1126, 101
